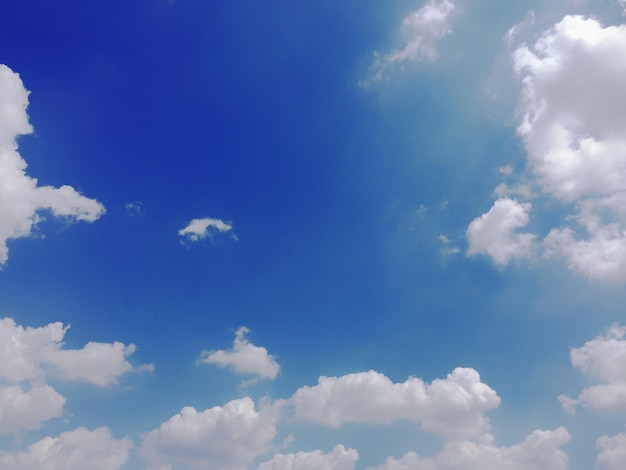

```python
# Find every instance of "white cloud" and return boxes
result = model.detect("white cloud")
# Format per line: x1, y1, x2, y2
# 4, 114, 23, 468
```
199, 327, 280, 380
178, 217, 233, 242
362, 0, 455, 86
0, 64, 105, 266
290, 368, 500, 440
559, 324, 626, 414
0, 317, 150, 387
141, 397, 279, 470
368, 427, 571, 470
257, 445, 359, 470
597, 432, 626, 470
466, 198, 536, 267
0, 385, 65, 436
0, 427, 132, 470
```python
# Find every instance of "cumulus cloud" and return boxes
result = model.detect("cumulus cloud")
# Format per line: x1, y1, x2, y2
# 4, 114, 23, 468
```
257, 445, 359, 470
178, 217, 233, 242
199, 327, 280, 380
368, 427, 571, 470
0, 64, 105, 266
468, 16, 626, 281
559, 324, 626, 414
141, 397, 279, 470
466, 198, 535, 267
0, 427, 132, 470
290, 368, 500, 440
0, 317, 150, 386
361, 0, 455, 86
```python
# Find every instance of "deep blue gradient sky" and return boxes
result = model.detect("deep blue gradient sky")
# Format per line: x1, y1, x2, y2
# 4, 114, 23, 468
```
2, 1, 626, 469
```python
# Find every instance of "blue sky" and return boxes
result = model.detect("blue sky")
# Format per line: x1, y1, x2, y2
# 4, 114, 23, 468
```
2, 0, 626, 468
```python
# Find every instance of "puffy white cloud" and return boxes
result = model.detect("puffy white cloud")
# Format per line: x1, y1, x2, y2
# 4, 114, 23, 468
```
597, 432, 626, 470
0, 427, 132, 470
513, 16, 626, 202
257, 445, 359, 470
0, 384, 65, 436
141, 397, 279, 470
178, 217, 233, 241
0, 317, 150, 387
290, 368, 500, 440
362, 0, 455, 85
466, 198, 536, 267
559, 324, 626, 414
0, 64, 105, 266
369, 427, 571, 470
199, 327, 280, 380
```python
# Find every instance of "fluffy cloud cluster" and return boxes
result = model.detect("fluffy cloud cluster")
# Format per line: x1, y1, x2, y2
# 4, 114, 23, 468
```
199, 326, 280, 380
362, 0, 455, 86
368, 427, 571, 470
467, 16, 626, 282
179, 217, 233, 242
141, 397, 279, 470
290, 367, 500, 440
0, 317, 150, 438
0, 64, 105, 267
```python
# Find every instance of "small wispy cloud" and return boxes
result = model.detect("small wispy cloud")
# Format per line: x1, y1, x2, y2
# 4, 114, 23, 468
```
125, 201, 144, 216
438, 234, 460, 257
360, 0, 455, 87
503, 10, 535, 48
